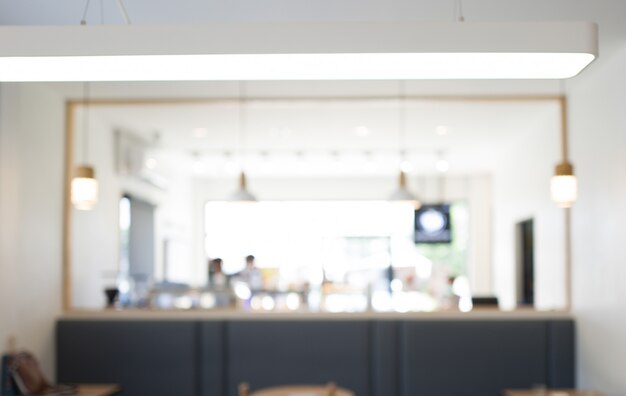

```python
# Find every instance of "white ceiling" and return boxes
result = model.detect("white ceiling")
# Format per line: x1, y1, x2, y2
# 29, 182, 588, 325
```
6, 0, 625, 98
85, 98, 560, 177
3, 0, 618, 177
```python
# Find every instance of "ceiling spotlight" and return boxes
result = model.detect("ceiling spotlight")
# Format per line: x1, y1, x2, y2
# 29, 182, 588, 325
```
259, 152, 274, 173
224, 159, 238, 174
222, 151, 238, 174
364, 151, 378, 171
191, 153, 204, 174
354, 126, 371, 137
145, 157, 158, 170
436, 125, 449, 136
192, 127, 208, 138
269, 127, 292, 139
436, 159, 449, 173
400, 159, 414, 173
192, 161, 204, 174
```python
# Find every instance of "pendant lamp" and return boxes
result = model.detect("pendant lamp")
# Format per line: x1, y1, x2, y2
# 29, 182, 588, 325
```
228, 82, 257, 202
550, 96, 577, 208
388, 81, 421, 208
230, 172, 257, 202
389, 170, 419, 201
71, 82, 99, 210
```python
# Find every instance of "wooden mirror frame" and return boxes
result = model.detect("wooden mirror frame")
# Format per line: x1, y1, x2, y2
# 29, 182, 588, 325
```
61, 95, 571, 312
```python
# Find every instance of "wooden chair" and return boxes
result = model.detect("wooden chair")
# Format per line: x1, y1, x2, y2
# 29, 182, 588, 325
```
2, 337, 119, 396
238, 382, 354, 396
503, 390, 605, 396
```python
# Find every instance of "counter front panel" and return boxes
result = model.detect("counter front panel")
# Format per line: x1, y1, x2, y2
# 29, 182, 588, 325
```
57, 316, 575, 396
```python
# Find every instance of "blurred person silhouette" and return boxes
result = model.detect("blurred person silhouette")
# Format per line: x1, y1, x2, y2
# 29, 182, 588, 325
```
237, 255, 263, 291
208, 258, 228, 289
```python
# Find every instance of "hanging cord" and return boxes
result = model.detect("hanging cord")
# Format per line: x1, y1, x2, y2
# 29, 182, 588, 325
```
81, 0, 131, 25
80, 0, 92, 25
454, 0, 465, 22
238, 81, 247, 171
115, 0, 132, 25
437, 151, 447, 202
559, 80, 569, 164
438, 173, 447, 202
398, 80, 407, 163
82, 82, 90, 164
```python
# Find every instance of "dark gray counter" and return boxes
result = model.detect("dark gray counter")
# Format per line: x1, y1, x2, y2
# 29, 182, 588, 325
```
56, 315, 575, 396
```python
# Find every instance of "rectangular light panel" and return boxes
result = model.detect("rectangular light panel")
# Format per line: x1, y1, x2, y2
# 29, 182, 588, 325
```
0, 22, 597, 81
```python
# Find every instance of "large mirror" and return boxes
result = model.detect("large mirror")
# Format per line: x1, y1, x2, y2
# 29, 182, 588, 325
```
66, 83, 566, 312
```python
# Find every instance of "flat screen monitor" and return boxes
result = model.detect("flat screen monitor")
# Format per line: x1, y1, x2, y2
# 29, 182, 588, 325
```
414, 204, 452, 244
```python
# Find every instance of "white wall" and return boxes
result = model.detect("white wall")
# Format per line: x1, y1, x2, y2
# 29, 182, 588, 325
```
0, 84, 20, 361
492, 101, 567, 310
71, 118, 124, 309
569, 43, 626, 396
0, 83, 65, 379
71, 120, 194, 308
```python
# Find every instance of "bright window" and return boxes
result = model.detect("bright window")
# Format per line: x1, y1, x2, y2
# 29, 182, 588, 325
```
204, 201, 469, 299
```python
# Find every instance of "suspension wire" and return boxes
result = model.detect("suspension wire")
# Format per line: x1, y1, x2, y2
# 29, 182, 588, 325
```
115, 0, 132, 24
80, 0, 92, 25
238, 81, 247, 170
82, 0, 131, 25
398, 80, 407, 161
437, 151, 447, 202
559, 79, 569, 163
454, 0, 465, 22
82, 82, 90, 163
438, 173, 447, 202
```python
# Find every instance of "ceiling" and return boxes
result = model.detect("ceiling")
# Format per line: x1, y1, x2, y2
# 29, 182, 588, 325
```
5, 0, 625, 98
3, 0, 618, 177
84, 97, 560, 178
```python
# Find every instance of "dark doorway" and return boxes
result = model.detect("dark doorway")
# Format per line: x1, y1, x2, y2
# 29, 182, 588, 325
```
516, 219, 534, 306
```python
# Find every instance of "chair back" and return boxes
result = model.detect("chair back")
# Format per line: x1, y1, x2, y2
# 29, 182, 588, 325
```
238, 382, 354, 396
7, 351, 51, 394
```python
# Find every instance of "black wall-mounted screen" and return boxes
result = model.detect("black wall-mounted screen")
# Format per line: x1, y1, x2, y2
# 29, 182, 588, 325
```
414, 204, 452, 244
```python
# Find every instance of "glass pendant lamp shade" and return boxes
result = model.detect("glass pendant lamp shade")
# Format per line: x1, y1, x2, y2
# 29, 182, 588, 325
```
229, 172, 257, 202
389, 170, 421, 209
71, 165, 99, 210
551, 94, 577, 208
73, 82, 99, 211
550, 162, 577, 208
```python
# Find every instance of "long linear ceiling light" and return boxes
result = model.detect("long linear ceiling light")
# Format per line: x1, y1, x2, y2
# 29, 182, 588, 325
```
0, 22, 597, 81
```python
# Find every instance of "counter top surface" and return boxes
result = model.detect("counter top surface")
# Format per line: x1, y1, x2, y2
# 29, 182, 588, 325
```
59, 308, 573, 321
